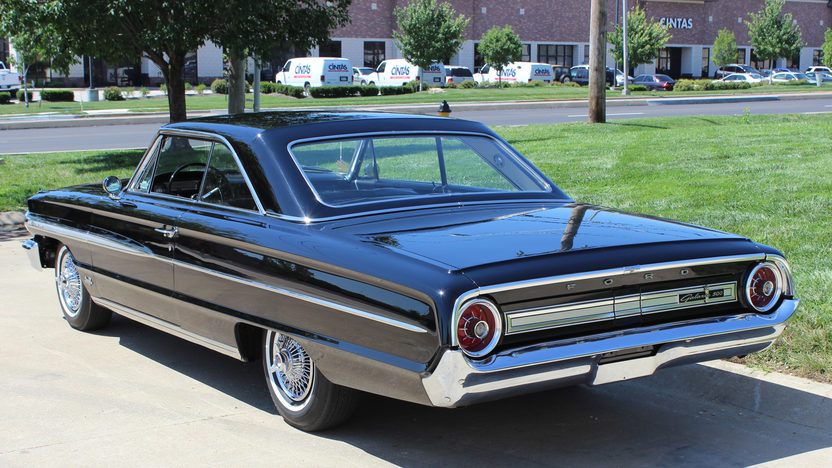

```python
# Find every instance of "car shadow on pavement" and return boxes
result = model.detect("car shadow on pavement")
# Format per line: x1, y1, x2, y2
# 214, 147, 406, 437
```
98, 314, 832, 465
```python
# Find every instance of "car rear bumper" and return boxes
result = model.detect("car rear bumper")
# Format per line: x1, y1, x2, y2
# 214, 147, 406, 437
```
421, 299, 798, 407
21, 238, 42, 270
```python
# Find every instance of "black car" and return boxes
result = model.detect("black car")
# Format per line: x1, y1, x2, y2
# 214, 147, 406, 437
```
566, 65, 617, 86
633, 74, 676, 91
23, 111, 798, 431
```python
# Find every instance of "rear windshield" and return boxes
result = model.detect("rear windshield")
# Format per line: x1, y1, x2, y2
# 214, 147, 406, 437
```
450, 68, 473, 77
290, 134, 549, 207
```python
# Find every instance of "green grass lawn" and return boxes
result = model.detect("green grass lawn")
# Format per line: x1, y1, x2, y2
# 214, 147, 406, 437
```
1, 81, 830, 116
1, 113, 829, 382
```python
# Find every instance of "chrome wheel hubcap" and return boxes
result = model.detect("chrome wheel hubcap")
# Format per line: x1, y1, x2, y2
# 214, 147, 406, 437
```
267, 331, 313, 409
57, 249, 82, 317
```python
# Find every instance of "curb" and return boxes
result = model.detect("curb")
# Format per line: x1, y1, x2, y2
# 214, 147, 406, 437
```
3, 91, 831, 130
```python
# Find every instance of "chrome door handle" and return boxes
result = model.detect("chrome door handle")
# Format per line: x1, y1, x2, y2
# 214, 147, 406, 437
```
154, 226, 178, 239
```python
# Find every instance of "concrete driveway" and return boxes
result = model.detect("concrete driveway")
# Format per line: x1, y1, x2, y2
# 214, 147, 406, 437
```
1, 233, 831, 467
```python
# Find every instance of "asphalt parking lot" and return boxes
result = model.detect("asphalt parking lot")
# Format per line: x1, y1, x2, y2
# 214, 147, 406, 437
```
1, 233, 831, 467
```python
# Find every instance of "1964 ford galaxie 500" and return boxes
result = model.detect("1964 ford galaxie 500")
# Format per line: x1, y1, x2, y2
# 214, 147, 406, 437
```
22, 111, 798, 431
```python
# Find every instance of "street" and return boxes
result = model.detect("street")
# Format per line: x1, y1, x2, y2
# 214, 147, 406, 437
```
1, 96, 831, 154
1, 234, 831, 466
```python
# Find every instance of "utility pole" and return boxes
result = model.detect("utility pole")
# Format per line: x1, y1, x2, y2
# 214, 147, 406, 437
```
588, 0, 607, 123
622, 0, 630, 96
253, 59, 261, 112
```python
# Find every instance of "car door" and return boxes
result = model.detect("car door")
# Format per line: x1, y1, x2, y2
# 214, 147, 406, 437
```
91, 133, 213, 325
169, 138, 271, 348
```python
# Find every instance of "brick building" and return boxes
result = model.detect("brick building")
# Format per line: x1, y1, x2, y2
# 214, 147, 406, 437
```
7, 0, 832, 86
324, 0, 832, 78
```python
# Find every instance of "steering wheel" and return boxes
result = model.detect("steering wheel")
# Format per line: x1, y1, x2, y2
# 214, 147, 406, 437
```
199, 167, 230, 203
167, 162, 207, 193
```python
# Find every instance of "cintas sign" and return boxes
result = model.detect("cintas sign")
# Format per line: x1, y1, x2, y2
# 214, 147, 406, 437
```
660, 17, 693, 29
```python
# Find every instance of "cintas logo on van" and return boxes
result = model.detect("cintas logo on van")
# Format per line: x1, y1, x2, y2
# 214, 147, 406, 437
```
426, 64, 441, 72
327, 63, 350, 72
533, 68, 552, 77
391, 65, 411, 76
294, 64, 312, 76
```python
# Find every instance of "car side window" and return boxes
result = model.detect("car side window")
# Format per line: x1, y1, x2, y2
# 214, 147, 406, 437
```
197, 143, 258, 211
376, 62, 386, 73
149, 136, 211, 198
282, 61, 291, 72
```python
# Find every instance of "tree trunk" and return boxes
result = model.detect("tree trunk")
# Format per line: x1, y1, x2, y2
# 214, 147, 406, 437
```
588, 0, 607, 123
158, 52, 187, 123
227, 48, 246, 115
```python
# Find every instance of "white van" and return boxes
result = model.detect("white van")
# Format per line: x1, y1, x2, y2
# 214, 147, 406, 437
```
473, 62, 554, 84
275, 57, 353, 92
367, 59, 446, 87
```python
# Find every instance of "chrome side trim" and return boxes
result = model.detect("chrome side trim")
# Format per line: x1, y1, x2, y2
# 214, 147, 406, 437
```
27, 214, 426, 335
169, 258, 428, 335
506, 299, 614, 334
452, 253, 766, 346
25, 213, 153, 259
92, 296, 242, 360
424, 298, 799, 408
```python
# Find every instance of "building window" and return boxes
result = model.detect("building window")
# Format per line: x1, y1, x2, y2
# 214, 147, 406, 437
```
701, 47, 710, 77
521, 44, 530, 62
750, 50, 772, 71
785, 55, 799, 69
184, 51, 198, 85
363, 41, 385, 68
319, 40, 342, 58
0, 38, 8, 64
657, 48, 671, 73
584, 44, 589, 65
474, 43, 484, 69
814, 49, 824, 66
537, 44, 574, 67
736, 48, 746, 65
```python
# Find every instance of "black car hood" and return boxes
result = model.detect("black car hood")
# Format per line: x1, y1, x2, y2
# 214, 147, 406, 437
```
334, 203, 749, 270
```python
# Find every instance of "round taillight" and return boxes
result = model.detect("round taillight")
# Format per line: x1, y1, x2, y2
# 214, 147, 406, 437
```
745, 262, 782, 312
456, 299, 502, 357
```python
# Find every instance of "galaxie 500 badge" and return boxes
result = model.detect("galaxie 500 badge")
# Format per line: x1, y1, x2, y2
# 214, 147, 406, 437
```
679, 287, 728, 304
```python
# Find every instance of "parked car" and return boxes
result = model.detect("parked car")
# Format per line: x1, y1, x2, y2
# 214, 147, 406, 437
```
804, 71, 832, 83
0, 61, 21, 94
552, 64, 571, 83
22, 111, 798, 432
473, 62, 554, 84
805, 66, 832, 75
714, 73, 764, 84
352, 67, 374, 85
770, 71, 815, 84
367, 59, 446, 87
713, 64, 760, 79
275, 57, 353, 94
566, 65, 628, 86
633, 74, 676, 90
444, 65, 474, 85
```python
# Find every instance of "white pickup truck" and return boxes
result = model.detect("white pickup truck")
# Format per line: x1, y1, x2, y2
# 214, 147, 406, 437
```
0, 62, 21, 94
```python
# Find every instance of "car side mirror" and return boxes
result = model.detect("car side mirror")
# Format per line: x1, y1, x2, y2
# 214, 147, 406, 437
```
103, 176, 122, 199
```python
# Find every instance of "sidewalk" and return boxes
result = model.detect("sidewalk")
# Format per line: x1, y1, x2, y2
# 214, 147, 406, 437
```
2, 90, 831, 130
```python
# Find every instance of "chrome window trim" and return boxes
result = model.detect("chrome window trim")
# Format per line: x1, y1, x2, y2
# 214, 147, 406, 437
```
450, 253, 767, 348
126, 134, 163, 192
25, 214, 427, 336
126, 129, 266, 215
285, 130, 554, 210
264, 198, 571, 224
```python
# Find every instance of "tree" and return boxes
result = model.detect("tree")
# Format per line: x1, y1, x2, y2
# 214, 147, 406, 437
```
608, 5, 671, 73
209, 1, 350, 114
393, 0, 468, 91
712, 28, 739, 69
0, 0, 78, 107
477, 26, 522, 88
823, 28, 832, 69
746, 0, 805, 69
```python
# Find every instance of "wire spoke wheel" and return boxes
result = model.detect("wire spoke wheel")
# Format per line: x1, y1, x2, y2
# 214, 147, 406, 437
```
265, 331, 314, 410
56, 248, 83, 317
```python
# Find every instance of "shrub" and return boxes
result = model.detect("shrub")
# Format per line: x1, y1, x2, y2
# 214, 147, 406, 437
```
184, 82, 193, 91
358, 85, 378, 97
565, 81, 581, 87
629, 85, 648, 92
16, 90, 34, 101
281, 85, 305, 98
195, 83, 207, 95
444, 82, 457, 89
211, 78, 228, 94
460, 80, 478, 89
160, 83, 167, 94
0, 92, 10, 104
103, 86, 125, 101
124, 87, 136, 98
703, 81, 751, 91
260, 81, 275, 94
46, 81, 66, 88
405, 80, 430, 92
673, 79, 696, 91
40, 89, 75, 102
139, 87, 149, 98
527, 80, 547, 87
308, 86, 360, 98
379, 85, 416, 95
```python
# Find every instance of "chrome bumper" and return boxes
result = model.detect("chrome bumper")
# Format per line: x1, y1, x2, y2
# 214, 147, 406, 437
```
21, 238, 42, 270
422, 299, 799, 407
